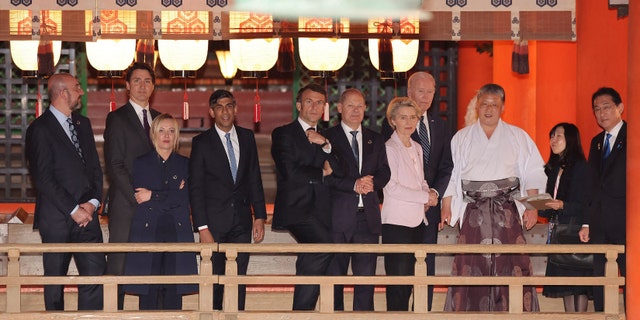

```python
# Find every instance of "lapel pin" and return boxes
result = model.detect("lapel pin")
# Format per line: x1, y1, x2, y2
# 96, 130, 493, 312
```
173, 175, 178, 180
367, 140, 372, 144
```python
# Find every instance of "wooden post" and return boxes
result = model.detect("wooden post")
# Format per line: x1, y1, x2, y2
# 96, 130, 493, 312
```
103, 283, 118, 312
199, 246, 214, 312
413, 249, 428, 313
6, 249, 20, 313
604, 250, 621, 315
508, 284, 524, 314
223, 248, 238, 312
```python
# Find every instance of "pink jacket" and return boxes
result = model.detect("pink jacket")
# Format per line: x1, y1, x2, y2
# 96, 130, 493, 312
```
381, 131, 430, 227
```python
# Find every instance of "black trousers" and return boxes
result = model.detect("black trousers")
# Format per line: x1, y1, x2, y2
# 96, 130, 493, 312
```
212, 218, 251, 311
40, 216, 106, 311
286, 215, 334, 310
423, 207, 440, 311
328, 210, 378, 311
382, 223, 426, 311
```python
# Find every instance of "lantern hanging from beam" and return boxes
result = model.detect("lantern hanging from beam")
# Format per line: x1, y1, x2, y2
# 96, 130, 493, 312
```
10, 40, 62, 78
298, 37, 349, 78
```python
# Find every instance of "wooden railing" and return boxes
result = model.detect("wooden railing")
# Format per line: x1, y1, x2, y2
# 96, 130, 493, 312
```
0, 243, 625, 320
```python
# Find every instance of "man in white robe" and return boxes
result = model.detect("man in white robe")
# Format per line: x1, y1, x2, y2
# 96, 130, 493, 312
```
440, 83, 546, 312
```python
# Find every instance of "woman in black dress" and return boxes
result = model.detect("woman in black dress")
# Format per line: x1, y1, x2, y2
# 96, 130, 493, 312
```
541, 122, 592, 312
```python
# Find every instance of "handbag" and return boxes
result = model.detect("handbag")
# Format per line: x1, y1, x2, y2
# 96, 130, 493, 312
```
548, 217, 593, 270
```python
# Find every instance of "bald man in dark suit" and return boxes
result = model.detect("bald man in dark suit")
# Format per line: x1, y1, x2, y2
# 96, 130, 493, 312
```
26, 73, 106, 310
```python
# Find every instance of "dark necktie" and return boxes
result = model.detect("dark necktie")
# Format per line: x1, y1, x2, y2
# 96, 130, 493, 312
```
142, 109, 150, 140
603, 132, 612, 159
350, 130, 359, 171
67, 117, 83, 161
225, 132, 238, 183
419, 116, 431, 167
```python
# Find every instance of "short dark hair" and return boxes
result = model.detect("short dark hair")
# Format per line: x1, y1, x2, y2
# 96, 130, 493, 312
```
591, 87, 622, 107
477, 83, 505, 104
208, 89, 236, 108
295, 83, 326, 103
126, 62, 155, 84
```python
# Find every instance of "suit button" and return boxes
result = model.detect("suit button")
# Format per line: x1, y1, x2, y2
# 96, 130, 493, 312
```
178, 222, 182, 226
230, 203, 234, 207
165, 181, 168, 184
145, 223, 149, 228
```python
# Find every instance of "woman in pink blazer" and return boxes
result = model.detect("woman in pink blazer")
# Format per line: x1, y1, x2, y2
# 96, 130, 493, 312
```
381, 97, 432, 311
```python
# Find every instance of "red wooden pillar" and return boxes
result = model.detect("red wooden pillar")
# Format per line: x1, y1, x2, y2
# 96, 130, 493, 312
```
626, 2, 640, 318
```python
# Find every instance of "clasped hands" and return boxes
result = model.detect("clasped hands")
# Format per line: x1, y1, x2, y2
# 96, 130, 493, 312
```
354, 175, 374, 194
71, 202, 96, 228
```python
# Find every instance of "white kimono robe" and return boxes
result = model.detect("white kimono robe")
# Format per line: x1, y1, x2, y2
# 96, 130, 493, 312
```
443, 119, 547, 227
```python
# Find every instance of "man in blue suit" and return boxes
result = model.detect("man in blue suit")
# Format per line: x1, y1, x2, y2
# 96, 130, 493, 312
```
26, 73, 106, 310
325, 88, 390, 311
382, 72, 453, 310
189, 89, 267, 310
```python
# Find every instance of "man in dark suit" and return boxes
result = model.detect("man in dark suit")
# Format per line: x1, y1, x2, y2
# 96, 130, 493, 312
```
324, 88, 390, 311
25, 73, 106, 310
381, 72, 453, 310
271, 83, 339, 310
189, 89, 267, 310
579, 87, 626, 312
103, 62, 161, 308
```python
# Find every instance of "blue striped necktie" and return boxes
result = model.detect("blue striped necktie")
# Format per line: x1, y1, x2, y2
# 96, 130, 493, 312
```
419, 116, 431, 167
603, 132, 612, 159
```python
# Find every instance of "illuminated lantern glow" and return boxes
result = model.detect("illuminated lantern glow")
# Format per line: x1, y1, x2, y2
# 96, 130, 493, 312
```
86, 39, 136, 78
229, 38, 280, 78
158, 39, 208, 78
10, 40, 62, 77
298, 37, 349, 77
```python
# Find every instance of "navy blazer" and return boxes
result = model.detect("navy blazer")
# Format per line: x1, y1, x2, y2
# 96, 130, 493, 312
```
125, 150, 197, 295
189, 126, 267, 240
585, 121, 626, 239
324, 125, 390, 235
271, 120, 340, 229
26, 108, 103, 230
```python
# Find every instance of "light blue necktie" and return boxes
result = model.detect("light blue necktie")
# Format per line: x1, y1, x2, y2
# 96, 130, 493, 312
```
225, 132, 237, 182
603, 132, 612, 159
419, 116, 431, 167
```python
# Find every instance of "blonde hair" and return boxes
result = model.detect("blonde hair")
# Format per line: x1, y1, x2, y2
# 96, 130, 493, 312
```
150, 113, 180, 151
386, 97, 421, 128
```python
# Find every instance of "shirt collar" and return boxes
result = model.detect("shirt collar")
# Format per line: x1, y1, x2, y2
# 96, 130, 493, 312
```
607, 120, 624, 138
214, 123, 237, 139
297, 117, 316, 132
340, 121, 361, 137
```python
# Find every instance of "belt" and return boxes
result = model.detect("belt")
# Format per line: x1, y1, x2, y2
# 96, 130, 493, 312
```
357, 207, 365, 213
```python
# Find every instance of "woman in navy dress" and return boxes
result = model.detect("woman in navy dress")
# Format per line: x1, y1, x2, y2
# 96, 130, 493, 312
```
124, 113, 197, 309
540, 122, 592, 312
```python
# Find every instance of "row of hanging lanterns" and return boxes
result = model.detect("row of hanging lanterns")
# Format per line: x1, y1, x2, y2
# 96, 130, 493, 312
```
9, 38, 418, 82
9, 37, 418, 121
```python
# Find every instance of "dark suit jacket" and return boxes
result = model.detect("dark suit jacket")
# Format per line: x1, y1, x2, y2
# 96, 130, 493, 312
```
324, 125, 390, 235
381, 113, 453, 220
540, 159, 590, 225
26, 108, 103, 232
585, 121, 626, 241
189, 126, 267, 240
271, 120, 339, 229
125, 151, 197, 295
103, 103, 160, 238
